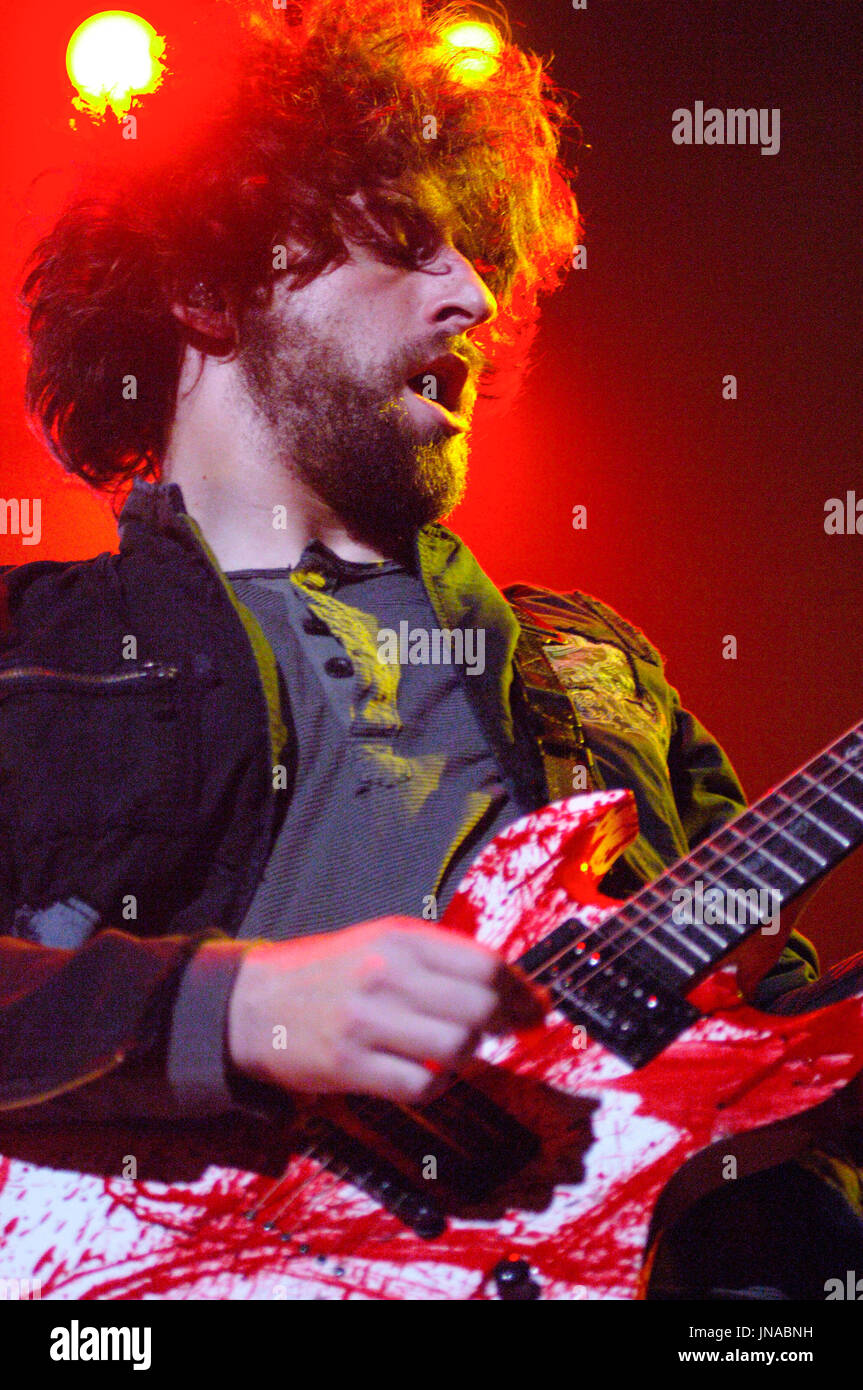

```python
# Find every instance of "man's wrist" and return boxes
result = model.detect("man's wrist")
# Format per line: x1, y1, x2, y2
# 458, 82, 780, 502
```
167, 939, 259, 1115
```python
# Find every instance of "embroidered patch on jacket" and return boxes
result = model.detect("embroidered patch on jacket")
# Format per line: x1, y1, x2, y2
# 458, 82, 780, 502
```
543, 636, 667, 740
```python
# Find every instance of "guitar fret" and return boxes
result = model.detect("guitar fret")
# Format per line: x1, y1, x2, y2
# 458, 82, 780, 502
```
705, 836, 794, 900
638, 937, 698, 977
567, 720, 863, 998
753, 848, 801, 882
697, 892, 750, 934
776, 768, 863, 853
835, 756, 863, 784
801, 768, 863, 825
828, 734, 863, 767
728, 813, 801, 880
647, 859, 774, 942
702, 825, 787, 897
631, 882, 732, 959
823, 750, 863, 801
616, 828, 797, 971
743, 809, 805, 883
738, 850, 794, 892
769, 792, 836, 858
793, 805, 849, 847
615, 904, 704, 974
647, 870, 756, 945
603, 898, 709, 980
647, 876, 732, 950
648, 916, 711, 965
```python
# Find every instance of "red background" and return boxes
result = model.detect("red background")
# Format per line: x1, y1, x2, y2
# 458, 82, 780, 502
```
1, 1, 860, 965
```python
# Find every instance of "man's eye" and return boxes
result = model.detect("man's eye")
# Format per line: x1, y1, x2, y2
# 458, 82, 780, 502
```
389, 217, 438, 262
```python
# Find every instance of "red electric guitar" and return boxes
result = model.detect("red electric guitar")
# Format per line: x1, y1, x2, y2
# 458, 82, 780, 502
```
1, 720, 862, 1300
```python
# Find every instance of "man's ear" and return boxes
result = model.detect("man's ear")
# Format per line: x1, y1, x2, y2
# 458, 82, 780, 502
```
170, 283, 236, 346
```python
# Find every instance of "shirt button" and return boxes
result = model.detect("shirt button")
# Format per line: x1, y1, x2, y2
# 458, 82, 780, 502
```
302, 614, 331, 635
324, 656, 354, 678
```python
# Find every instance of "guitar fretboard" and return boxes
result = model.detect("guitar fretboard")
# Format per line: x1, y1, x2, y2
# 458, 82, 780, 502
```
522, 719, 863, 1066
618, 720, 863, 983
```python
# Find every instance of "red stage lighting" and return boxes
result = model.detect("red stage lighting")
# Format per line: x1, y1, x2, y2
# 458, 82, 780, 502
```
66, 10, 165, 119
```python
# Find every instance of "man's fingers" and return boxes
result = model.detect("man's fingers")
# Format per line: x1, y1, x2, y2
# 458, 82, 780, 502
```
341, 1048, 441, 1106
349, 998, 476, 1069
377, 966, 499, 1031
403, 927, 508, 983
387, 926, 549, 1034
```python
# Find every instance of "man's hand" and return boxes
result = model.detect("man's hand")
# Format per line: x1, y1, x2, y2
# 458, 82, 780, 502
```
227, 918, 548, 1105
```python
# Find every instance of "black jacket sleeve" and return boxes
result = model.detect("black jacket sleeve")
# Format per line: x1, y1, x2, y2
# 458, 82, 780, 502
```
0, 788, 275, 1124
0, 922, 231, 1122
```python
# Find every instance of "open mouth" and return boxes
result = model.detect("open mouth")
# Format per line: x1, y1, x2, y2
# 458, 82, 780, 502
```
405, 352, 470, 417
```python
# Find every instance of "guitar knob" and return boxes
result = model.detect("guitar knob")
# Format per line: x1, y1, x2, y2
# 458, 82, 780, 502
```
491, 1256, 541, 1301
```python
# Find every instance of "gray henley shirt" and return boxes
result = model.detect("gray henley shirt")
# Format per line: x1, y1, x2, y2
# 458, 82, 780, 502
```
166, 539, 526, 1113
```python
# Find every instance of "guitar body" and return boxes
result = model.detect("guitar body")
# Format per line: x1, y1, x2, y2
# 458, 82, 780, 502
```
1, 790, 862, 1300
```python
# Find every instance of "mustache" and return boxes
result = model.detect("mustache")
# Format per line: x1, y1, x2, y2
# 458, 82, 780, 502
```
396, 335, 490, 389
452, 336, 491, 380
460, 338, 493, 387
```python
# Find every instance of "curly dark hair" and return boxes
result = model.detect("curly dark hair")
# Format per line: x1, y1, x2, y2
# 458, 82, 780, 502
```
20, 0, 581, 492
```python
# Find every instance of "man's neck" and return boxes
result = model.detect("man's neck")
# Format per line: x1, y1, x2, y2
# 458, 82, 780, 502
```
162, 443, 396, 572
160, 350, 401, 570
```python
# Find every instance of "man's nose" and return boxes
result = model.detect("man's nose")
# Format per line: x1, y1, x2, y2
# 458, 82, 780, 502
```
421, 244, 497, 332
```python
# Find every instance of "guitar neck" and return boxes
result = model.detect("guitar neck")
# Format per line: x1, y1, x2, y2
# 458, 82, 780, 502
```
626, 716, 863, 979
522, 718, 863, 1067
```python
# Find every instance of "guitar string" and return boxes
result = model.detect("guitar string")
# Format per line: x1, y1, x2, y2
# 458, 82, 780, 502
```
251, 1101, 459, 1244
519, 765, 862, 1015
516, 748, 863, 1003
246, 1149, 349, 1240
536, 756, 863, 1001
260, 1159, 357, 1245
300, 749, 863, 1259
259, 1151, 413, 1262
247, 1110, 425, 1241
243, 1126, 341, 1225
305, 748, 863, 1244
228, 739, 863, 1247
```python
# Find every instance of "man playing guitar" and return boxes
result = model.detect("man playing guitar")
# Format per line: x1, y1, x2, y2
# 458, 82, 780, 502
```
1, 0, 861, 1300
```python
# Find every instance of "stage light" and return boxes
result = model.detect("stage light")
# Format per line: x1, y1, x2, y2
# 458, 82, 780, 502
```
440, 20, 502, 83
66, 11, 166, 119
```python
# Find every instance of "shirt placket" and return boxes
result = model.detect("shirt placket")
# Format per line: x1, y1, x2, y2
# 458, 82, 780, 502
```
285, 564, 412, 790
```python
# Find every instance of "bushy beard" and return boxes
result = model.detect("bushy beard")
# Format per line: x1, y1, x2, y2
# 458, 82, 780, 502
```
237, 302, 469, 552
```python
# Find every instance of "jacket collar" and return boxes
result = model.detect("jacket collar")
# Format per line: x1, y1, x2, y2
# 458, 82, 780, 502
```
118, 477, 528, 779
118, 477, 190, 539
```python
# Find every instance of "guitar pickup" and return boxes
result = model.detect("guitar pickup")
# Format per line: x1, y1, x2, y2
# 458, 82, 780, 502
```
520, 921, 699, 1068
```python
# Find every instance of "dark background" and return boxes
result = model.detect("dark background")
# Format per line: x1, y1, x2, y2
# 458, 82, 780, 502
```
1, 1, 860, 963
